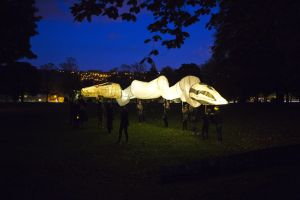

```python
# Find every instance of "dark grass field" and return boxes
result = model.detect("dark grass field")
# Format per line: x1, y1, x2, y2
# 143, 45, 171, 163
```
1, 103, 300, 199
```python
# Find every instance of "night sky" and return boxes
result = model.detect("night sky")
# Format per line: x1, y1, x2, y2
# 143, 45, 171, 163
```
29, 0, 214, 71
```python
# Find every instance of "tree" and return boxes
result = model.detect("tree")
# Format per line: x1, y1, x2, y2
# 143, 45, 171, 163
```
120, 64, 131, 72
108, 70, 133, 88
201, 58, 236, 101
146, 63, 159, 81
59, 57, 79, 72
59, 58, 81, 96
109, 67, 119, 73
0, 0, 41, 65
39, 63, 58, 102
71, 0, 216, 54
130, 62, 147, 74
176, 63, 201, 80
208, 0, 300, 102
0, 62, 39, 102
119, 62, 147, 81
40, 63, 57, 71
160, 66, 176, 85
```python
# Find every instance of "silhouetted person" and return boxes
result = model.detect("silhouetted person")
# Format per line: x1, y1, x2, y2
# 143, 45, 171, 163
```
106, 101, 114, 133
97, 97, 104, 128
182, 104, 189, 130
211, 106, 223, 143
117, 106, 129, 144
79, 98, 88, 126
163, 100, 170, 127
202, 106, 211, 139
189, 105, 197, 134
137, 100, 144, 122
72, 101, 81, 128
69, 100, 75, 125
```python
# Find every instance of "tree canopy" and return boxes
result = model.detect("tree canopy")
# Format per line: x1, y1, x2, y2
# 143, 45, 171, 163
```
0, 62, 39, 102
0, 0, 41, 65
71, 0, 216, 52
207, 0, 300, 101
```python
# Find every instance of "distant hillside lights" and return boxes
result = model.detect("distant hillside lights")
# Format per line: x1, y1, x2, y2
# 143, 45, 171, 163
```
79, 71, 136, 82
80, 71, 111, 82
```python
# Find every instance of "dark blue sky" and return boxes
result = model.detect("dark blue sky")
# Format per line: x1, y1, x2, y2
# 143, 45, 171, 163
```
29, 0, 214, 71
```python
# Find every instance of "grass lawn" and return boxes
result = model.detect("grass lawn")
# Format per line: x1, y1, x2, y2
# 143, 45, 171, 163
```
1, 103, 300, 199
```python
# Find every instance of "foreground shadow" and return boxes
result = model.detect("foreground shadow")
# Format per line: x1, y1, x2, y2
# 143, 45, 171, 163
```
160, 144, 300, 183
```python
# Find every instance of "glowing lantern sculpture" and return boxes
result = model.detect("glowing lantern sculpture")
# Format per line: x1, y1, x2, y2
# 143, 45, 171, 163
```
81, 75, 228, 107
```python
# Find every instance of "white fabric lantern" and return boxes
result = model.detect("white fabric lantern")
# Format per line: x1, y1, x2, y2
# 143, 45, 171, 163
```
81, 75, 228, 107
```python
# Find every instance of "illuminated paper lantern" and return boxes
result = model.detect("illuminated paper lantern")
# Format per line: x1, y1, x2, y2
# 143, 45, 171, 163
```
81, 75, 228, 107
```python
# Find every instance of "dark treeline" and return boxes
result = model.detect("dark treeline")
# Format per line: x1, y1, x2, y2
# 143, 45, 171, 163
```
0, 58, 81, 102
204, 0, 300, 102
0, 58, 202, 102
0, 58, 299, 103
108, 62, 201, 88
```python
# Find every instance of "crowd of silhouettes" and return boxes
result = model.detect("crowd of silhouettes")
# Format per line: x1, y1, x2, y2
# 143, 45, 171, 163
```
202, 105, 223, 143
69, 96, 223, 144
